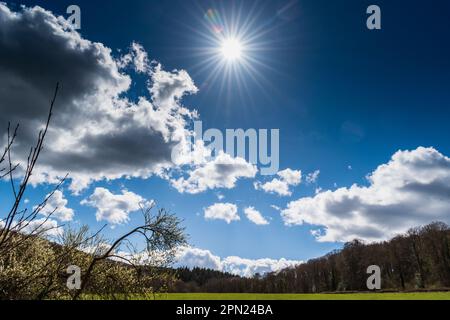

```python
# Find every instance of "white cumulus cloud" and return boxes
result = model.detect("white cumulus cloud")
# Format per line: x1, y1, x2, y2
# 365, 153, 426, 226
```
171, 152, 257, 194
204, 203, 240, 224
0, 218, 63, 238
175, 246, 302, 277
38, 190, 74, 222
281, 147, 450, 242
81, 187, 153, 226
117, 42, 150, 73
254, 168, 301, 196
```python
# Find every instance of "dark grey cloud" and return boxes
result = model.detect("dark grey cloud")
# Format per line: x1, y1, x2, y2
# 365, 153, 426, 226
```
402, 180, 450, 200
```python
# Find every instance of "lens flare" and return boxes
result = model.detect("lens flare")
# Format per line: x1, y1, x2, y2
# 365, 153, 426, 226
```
204, 8, 224, 34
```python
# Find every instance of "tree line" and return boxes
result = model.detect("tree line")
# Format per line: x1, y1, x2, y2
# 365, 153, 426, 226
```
171, 222, 450, 293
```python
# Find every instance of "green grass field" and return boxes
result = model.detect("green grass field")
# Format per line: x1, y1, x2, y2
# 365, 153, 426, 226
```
153, 292, 450, 300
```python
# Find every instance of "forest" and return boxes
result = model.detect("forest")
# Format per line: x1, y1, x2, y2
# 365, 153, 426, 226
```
171, 222, 450, 293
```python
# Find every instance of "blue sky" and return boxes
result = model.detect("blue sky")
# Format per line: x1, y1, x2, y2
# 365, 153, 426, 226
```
1, 0, 450, 275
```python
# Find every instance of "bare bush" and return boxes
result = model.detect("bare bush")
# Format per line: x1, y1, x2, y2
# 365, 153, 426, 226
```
0, 84, 186, 300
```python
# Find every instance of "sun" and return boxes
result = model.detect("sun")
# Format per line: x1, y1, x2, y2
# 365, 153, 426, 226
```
181, 5, 279, 100
220, 37, 243, 61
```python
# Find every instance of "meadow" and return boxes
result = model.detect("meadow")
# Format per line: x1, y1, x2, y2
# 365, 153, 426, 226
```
154, 292, 450, 300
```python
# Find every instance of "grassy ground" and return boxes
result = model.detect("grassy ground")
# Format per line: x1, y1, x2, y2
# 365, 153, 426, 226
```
153, 292, 450, 300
